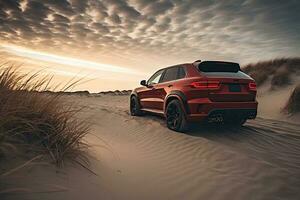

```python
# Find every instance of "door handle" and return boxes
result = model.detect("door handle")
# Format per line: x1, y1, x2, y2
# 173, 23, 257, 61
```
168, 85, 173, 88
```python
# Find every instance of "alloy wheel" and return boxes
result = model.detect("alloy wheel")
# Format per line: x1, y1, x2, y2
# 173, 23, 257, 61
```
130, 98, 137, 115
166, 103, 180, 129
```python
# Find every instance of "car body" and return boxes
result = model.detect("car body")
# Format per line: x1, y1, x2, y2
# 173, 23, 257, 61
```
130, 60, 258, 132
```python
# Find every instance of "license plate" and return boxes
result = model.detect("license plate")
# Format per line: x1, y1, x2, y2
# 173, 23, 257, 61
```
229, 84, 241, 92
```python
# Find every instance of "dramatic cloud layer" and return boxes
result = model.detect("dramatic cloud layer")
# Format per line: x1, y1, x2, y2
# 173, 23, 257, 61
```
0, 0, 299, 90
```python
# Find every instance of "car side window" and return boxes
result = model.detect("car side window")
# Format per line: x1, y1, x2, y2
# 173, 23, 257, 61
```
177, 66, 186, 79
147, 70, 164, 85
161, 67, 178, 82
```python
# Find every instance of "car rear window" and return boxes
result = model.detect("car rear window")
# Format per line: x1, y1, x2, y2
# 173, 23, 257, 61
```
198, 61, 241, 73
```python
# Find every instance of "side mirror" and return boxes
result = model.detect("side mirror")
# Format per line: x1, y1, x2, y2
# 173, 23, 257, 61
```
140, 80, 147, 86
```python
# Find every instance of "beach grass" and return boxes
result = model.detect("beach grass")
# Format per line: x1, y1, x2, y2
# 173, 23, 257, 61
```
0, 66, 90, 167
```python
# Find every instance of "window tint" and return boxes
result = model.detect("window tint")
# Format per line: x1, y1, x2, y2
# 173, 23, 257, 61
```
198, 61, 241, 73
161, 67, 178, 82
177, 66, 186, 79
147, 70, 164, 85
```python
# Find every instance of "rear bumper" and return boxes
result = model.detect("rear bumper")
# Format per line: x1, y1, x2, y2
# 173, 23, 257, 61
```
186, 100, 258, 122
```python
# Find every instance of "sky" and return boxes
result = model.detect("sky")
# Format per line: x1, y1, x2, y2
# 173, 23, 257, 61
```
0, 0, 299, 92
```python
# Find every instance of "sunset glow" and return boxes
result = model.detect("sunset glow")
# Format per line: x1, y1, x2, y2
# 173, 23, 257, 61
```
0, 44, 141, 75
0, 0, 299, 91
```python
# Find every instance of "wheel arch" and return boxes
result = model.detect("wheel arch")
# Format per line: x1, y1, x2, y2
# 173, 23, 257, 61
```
164, 91, 190, 115
130, 91, 140, 101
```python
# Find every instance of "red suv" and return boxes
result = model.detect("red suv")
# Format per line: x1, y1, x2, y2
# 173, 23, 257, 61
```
130, 60, 258, 132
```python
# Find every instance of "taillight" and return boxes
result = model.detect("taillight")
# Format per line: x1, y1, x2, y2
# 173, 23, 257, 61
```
248, 82, 257, 90
190, 81, 220, 89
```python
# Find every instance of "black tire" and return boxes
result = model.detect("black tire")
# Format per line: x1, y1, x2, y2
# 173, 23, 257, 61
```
166, 99, 189, 132
130, 96, 143, 116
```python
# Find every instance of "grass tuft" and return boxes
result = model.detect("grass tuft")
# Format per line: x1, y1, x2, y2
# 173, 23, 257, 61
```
0, 66, 90, 167
283, 84, 300, 115
271, 65, 291, 89
243, 57, 300, 87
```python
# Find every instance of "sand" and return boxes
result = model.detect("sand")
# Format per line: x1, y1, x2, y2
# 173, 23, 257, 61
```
2, 91, 300, 200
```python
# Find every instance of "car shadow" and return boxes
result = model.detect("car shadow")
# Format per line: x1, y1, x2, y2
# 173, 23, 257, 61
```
140, 114, 300, 170
142, 112, 256, 141
186, 122, 247, 137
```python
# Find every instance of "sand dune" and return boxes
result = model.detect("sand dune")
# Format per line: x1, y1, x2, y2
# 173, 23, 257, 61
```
3, 93, 300, 200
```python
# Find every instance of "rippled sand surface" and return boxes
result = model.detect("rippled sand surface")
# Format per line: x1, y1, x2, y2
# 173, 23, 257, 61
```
5, 95, 300, 200
84, 96, 300, 200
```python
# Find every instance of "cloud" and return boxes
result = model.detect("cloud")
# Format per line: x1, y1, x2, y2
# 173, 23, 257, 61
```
108, 13, 122, 25
0, 0, 299, 69
136, 0, 174, 16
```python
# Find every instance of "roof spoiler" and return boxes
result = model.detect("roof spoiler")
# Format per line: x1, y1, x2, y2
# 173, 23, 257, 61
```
193, 60, 202, 66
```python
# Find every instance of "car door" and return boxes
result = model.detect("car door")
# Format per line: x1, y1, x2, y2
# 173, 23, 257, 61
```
138, 69, 164, 109
153, 66, 179, 111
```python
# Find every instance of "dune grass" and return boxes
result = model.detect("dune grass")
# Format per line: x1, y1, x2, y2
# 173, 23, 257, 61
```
284, 84, 300, 115
243, 57, 300, 87
270, 66, 291, 88
0, 66, 90, 167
